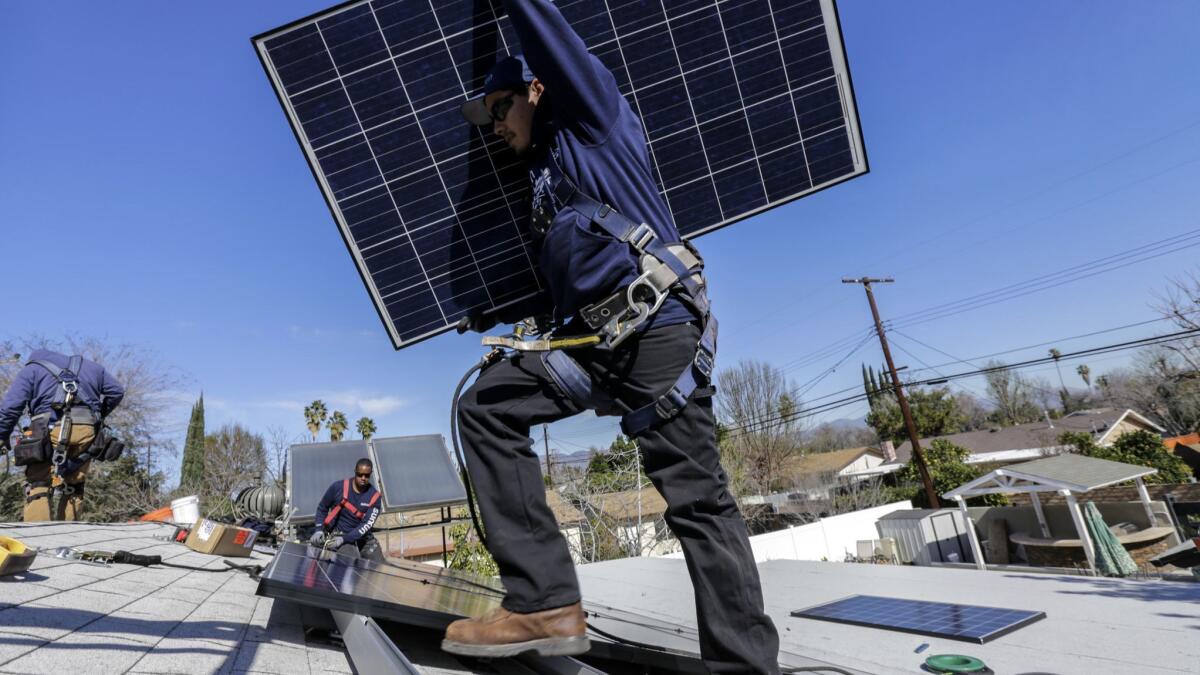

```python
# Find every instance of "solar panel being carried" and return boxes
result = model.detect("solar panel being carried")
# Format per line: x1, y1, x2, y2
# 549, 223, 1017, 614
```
371, 434, 467, 511
254, 0, 867, 348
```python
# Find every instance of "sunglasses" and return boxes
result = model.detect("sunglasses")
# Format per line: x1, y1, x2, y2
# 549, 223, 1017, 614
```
355, 472, 372, 479
489, 91, 518, 123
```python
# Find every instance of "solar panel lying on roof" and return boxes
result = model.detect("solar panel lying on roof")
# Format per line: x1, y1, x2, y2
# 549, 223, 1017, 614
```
371, 434, 467, 511
288, 439, 373, 524
791, 595, 1046, 644
259, 542, 501, 628
254, 0, 867, 348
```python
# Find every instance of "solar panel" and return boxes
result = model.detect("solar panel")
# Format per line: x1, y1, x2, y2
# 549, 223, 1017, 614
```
259, 542, 501, 628
791, 595, 1046, 644
253, 0, 867, 348
371, 434, 467, 511
287, 439, 373, 524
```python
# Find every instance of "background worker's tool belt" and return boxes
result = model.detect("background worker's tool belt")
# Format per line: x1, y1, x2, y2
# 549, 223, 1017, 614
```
532, 154, 717, 436
12, 415, 51, 466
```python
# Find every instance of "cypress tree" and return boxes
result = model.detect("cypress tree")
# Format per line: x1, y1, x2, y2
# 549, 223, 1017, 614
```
180, 394, 206, 491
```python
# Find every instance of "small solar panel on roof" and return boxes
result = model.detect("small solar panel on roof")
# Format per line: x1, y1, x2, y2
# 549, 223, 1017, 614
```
791, 595, 1046, 644
254, 0, 867, 348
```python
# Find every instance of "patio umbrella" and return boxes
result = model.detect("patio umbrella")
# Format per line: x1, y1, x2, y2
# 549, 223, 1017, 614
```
1084, 501, 1138, 577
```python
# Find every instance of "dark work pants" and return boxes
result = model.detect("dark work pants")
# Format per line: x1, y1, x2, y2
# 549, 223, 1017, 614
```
458, 323, 780, 674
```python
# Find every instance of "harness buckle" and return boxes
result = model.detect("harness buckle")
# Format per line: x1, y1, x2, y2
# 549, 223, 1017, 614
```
694, 348, 714, 380
62, 381, 78, 394
627, 223, 656, 251
654, 387, 689, 420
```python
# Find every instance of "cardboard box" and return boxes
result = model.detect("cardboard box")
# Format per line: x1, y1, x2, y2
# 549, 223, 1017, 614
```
184, 519, 258, 557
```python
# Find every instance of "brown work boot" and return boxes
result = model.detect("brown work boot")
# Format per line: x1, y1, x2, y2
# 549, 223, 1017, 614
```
442, 601, 589, 658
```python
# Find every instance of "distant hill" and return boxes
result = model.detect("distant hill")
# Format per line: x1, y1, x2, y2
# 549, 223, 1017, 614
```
548, 449, 594, 470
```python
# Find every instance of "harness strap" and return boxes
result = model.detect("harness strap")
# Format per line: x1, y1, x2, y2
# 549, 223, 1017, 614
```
323, 479, 380, 528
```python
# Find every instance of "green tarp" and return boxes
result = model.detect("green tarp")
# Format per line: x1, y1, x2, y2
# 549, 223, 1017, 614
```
1084, 501, 1138, 577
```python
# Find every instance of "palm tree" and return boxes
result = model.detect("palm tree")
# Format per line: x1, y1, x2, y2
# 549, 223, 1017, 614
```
1076, 364, 1091, 388
1048, 348, 1067, 393
356, 417, 377, 440
328, 410, 349, 442
304, 400, 328, 441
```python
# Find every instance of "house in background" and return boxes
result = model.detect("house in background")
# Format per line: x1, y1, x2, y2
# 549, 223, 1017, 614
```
845, 408, 1163, 479
787, 446, 888, 500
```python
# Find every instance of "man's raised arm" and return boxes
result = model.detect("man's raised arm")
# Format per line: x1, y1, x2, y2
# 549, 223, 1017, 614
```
503, 0, 621, 142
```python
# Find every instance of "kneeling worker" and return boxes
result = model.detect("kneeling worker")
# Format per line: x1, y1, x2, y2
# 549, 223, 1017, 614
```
0, 349, 124, 521
310, 458, 384, 562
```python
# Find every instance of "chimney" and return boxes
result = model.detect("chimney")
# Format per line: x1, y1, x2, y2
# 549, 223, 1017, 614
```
881, 440, 896, 463
1044, 410, 1054, 429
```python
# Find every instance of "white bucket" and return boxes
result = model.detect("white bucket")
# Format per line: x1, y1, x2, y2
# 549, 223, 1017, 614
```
170, 495, 200, 525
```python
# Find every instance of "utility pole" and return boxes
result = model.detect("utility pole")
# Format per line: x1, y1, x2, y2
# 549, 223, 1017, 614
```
542, 424, 553, 484
843, 277, 940, 508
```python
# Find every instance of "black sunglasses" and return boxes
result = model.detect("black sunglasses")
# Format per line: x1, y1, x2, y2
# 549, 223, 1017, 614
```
489, 91, 518, 123
355, 471, 372, 479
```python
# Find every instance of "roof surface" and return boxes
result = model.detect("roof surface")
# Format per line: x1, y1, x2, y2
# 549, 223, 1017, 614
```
576, 555, 1200, 674
0, 521, 351, 675
787, 447, 877, 477
892, 408, 1154, 463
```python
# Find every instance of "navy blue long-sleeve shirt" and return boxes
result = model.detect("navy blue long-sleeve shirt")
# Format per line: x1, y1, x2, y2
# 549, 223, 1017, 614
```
314, 479, 381, 544
0, 349, 125, 443
503, 0, 694, 330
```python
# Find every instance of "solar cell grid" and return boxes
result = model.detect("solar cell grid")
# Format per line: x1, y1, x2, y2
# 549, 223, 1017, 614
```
254, 0, 866, 348
792, 595, 1046, 644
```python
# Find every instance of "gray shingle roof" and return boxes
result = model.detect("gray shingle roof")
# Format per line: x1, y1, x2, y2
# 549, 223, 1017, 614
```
0, 521, 351, 674
993, 453, 1156, 492
891, 408, 1154, 463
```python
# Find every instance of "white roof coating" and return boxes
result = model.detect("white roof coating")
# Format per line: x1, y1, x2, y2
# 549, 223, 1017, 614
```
576, 555, 1200, 674
0, 521, 351, 675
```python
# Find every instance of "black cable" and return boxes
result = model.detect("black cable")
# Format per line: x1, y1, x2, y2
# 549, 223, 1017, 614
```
779, 666, 857, 674
451, 353, 497, 549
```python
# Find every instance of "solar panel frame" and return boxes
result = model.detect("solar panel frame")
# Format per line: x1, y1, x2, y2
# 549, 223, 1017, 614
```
258, 542, 501, 629
252, 0, 868, 349
287, 439, 375, 525
370, 434, 467, 511
791, 595, 1046, 644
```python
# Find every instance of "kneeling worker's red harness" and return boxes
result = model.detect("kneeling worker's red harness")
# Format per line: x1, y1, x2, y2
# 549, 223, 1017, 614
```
315, 479, 381, 544
324, 479, 379, 527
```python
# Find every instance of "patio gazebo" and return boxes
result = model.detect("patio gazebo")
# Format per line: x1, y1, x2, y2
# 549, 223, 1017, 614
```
942, 454, 1162, 572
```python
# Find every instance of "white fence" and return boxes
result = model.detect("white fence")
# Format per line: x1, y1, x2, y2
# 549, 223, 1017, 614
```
663, 501, 913, 562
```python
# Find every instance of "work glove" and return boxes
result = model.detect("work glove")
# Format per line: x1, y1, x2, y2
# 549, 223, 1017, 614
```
326, 536, 345, 550
308, 530, 326, 546
456, 312, 497, 334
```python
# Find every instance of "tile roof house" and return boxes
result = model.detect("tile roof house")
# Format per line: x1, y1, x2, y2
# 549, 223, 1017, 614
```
861, 408, 1164, 476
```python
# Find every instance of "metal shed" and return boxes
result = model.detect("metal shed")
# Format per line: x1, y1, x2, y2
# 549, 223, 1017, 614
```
875, 508, 975, 565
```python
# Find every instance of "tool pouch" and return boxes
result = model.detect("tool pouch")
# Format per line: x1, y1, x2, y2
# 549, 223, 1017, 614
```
88, 426, 125, 462
12, 417, 51, 466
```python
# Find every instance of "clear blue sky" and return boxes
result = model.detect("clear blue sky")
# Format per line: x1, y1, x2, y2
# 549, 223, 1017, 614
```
3, 1, 1199, 484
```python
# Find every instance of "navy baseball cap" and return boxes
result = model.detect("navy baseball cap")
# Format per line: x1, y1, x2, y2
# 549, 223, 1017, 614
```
461, 54, 535, 126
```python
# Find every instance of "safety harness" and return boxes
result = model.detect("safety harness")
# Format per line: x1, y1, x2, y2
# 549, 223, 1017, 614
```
26, 357, 118, 478
322, 479, 380, 529
491, 151, 718, 436
28, 356, 86, 471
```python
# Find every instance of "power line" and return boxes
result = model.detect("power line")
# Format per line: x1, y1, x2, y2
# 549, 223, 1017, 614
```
725, 327, 1200, 439
889, 227, 1200, 330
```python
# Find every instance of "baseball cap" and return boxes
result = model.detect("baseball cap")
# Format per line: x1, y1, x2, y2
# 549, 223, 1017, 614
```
460, 54, 535, 126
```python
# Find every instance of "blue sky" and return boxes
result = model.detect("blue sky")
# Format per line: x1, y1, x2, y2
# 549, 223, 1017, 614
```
3, 1, 1199, 484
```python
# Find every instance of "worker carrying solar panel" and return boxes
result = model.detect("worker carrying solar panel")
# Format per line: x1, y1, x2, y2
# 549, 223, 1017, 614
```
309, 457, 385, 562
0, 349, 125, 522
450, 1, 780, 672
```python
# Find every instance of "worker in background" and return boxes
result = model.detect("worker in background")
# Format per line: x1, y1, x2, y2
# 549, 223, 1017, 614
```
0, 349, 125, 521
448, 1, 780, 671
310, 457, 384, 562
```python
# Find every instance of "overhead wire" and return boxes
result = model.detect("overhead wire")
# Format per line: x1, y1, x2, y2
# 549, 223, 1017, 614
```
725, 327, 1200, 438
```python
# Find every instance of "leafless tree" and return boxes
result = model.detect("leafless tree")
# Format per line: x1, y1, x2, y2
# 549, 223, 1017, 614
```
202, 423, 268, 518
557, 440, 675, 562
716, 359, 805, 496
265, 425, 298, 487
984, 361, 1041, 425
1153, 272, 1200, 372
